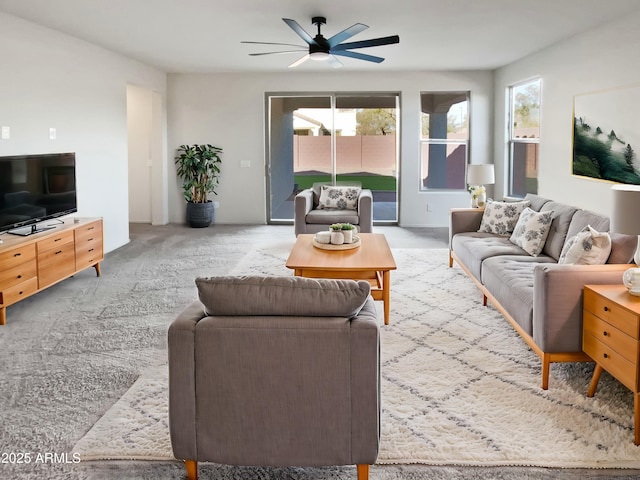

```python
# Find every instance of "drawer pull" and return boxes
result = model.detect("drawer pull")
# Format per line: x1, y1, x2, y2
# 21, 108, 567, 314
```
603, 306, 610, 312
17, 275, 22, 279
88, 227, 95, 231
603, 353, 609, 359
55, 238, 62, 242
603, 331, 608, 337
55, 250, 62, 255
13, 253, 21, 257
88, 248, 94, 253
19, 291, 23, 295
88, 238, 94, 241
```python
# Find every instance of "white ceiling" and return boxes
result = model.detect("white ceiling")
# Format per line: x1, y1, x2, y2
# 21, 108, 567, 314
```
2, 0, 640, 73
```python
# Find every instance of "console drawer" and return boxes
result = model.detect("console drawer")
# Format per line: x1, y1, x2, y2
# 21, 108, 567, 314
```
76, 245, 103, 269
1, 277, 38, 307
38, 244, 76, 288
0, 262, 38, 290
37, 230, 74, 254
0, 244, 36, 271
75, 220, 103, 242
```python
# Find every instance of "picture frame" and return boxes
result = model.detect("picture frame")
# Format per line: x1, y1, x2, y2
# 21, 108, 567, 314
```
572, 84, 640, 185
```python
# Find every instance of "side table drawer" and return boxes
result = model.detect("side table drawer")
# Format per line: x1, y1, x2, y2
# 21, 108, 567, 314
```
1, 277, 38, 307
584, 310, 639, 364
584, 290, 640, 339
584, 334, 638, 391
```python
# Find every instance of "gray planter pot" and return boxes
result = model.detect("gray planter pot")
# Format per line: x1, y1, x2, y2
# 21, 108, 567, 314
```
186, 201, 214, 228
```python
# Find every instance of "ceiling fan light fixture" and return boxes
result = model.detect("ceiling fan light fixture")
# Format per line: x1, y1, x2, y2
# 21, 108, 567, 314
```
309, 51, 330, 61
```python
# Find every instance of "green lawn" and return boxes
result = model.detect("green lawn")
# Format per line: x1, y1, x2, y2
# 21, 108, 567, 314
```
294, 174, 397, 191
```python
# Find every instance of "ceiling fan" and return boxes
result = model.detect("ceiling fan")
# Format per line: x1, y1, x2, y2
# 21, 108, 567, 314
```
242, 16, 400, 68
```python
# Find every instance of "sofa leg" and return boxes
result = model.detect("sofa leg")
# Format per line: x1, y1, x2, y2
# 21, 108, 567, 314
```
541, 354, 550, 390
184, 459, 197, 480
357, 464, 369, 480
449, 252, 453, 268
482, 294, 487, 307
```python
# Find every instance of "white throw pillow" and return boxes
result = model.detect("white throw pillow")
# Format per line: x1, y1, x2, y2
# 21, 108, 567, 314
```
478, 200, 531, 235
509, 207, 555, 256
318, 185, 361, 210
558, 225, 612, 265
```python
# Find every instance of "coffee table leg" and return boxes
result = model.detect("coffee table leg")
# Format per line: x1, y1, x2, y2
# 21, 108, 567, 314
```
383, 270, 390, 325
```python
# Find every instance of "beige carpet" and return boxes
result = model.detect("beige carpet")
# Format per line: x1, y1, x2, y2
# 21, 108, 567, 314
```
74, 246, 640, 469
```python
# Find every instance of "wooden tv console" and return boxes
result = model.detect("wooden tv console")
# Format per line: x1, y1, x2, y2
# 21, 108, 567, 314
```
0, 218, 103, 325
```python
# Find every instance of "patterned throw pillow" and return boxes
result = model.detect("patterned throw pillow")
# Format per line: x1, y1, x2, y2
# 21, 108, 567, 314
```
318, 185, 361, 210
509, 207, 555, 256
478, 200, 531, 235
558, 225, 612, 265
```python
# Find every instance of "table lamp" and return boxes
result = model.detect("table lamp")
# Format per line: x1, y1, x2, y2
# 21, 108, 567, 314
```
611, 184, 640, 295
467, 164, 495, 208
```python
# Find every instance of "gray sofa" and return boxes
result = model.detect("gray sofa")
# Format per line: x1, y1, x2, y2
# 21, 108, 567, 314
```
294, 182, 373, 236
449, 193, 637, 389
168, 275, 380, 480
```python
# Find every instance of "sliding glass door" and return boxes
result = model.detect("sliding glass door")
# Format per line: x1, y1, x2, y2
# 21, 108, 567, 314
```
267, 93, 399, 224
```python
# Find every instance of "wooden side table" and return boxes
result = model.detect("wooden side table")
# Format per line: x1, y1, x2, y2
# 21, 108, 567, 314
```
583, 284, 640, 445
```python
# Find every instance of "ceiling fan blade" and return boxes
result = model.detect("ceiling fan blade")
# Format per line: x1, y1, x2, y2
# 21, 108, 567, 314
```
249, 50, 308, 56
327, 55, 343, 68
288, 54, 310, 68
283, 18, 317, 46
241, 41, 307, 48
331, 50, 385, 63
327, 23, 368, 47
332, 35, 400, 51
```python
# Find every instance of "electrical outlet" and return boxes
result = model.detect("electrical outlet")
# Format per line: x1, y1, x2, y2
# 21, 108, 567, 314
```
212, 201, 220, 209
426, 203, 432, 212
49, 127, 57, 140
1, 126, 9, 140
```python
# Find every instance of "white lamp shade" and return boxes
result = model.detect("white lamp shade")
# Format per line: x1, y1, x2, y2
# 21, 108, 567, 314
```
611, 184, 640, 266
467, 164, 495, 185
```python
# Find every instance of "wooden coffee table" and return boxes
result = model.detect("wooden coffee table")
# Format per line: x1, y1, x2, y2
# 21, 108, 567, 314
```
286, 233, 397, 325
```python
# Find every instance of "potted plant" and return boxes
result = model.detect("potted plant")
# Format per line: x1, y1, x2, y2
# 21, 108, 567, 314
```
340, 223, 355, 243
330, 223, 345, 245
174, 144, 223, 228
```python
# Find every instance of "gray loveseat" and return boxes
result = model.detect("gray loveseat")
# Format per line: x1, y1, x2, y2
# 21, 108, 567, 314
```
450, 193, 637, 389
168, 275, 380, 480
294, 182, 373, 236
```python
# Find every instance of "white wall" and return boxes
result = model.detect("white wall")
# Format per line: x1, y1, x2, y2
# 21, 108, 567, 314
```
494, 11, 640, 217
0, 12, 167, 252
167, 70, 494, 227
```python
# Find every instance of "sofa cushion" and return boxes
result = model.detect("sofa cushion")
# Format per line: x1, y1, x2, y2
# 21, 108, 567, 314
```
195, 276, 371, 318
451, 233, 530, 281
566, 209, 610, 239
608, 233, 638, 264
509, 207, 555, 256
523, 193, 551, 212
558, 226, 611, 265
481, 255, 556, 335
318, 185, 361, 210
477, 200, 531, 235
306, 208, 360, 225
539, 202, 578, 260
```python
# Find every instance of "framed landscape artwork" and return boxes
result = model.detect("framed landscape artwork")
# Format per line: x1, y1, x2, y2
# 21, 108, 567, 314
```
573, 84, 640, 185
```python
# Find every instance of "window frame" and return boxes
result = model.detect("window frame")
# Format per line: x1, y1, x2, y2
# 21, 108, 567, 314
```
419, 91, 470, 191
507, 78, 541, 198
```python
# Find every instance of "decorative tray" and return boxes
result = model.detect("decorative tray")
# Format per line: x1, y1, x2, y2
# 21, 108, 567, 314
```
313, 235, 361, 251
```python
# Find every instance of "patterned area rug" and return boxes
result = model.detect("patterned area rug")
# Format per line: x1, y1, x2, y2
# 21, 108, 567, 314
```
73, 247, 640, 468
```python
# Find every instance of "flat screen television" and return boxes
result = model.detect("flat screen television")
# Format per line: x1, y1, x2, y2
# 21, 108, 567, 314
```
0, 152, 77, 236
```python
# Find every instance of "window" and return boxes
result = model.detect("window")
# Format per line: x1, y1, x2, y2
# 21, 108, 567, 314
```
508, 79, 540, 197
420, 92, 469, 190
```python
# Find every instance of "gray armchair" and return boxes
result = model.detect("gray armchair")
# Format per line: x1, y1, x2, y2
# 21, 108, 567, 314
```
295, 182, 373, 236
168, 276, 381, 480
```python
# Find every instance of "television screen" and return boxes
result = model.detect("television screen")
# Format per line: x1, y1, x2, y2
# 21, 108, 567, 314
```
0, 152, 77, 234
